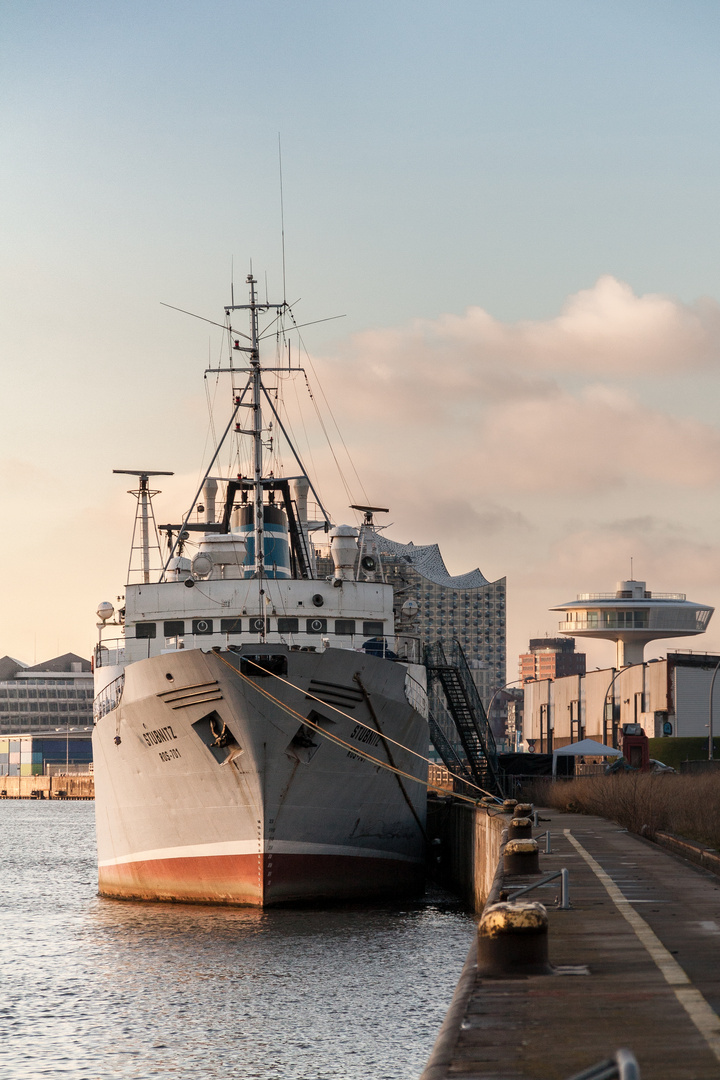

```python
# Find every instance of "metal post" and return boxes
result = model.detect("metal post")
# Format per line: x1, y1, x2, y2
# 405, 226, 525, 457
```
546, 830, 552, 854
708, 657, 720, 761
604, 667, 626, 749
559, 867, 570, 909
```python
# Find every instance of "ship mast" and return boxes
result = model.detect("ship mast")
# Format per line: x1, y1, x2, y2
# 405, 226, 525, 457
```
249, 275, 264, 579
227, 273, 279, 579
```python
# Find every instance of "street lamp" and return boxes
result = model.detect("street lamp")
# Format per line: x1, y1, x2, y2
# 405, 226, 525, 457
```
708, 656, 720, 761
603, 667, 626, 749
603, 659, 659, 749
486, 678, 524, 751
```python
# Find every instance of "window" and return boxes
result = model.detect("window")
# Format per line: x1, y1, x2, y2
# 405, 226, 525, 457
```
335, 620, 356, 635
220, 618, 243, 634
192, 619, 213, 635
278, 618, 299, 633
164, 620, 184, 637
306, 618, 327, 634
136, 622, 157, 639
363, 621, 384, 636
239, 655, 288, 678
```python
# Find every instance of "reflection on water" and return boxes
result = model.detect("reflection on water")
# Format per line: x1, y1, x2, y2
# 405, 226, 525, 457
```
1, 802, 473, 1079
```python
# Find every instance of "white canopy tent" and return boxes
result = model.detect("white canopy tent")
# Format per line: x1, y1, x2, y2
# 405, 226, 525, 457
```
552, 738, 623, 776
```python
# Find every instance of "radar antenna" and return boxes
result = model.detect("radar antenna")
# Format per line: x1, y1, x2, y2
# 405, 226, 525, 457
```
114, 470, 173, 585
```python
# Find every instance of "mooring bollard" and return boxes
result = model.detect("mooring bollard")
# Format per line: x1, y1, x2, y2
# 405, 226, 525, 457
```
502, 799, 518, 814
508, 816, 533, 840
504, 837, 541, 875
477, 901, 552, 977
513, 802, 533, 819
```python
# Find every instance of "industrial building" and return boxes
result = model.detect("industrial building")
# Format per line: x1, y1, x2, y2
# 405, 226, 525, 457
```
0, 732, 93, 777
0, 653, 93, 735
524, 651, 720, 750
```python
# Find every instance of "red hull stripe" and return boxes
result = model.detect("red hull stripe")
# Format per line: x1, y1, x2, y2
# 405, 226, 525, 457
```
99, 851, 424, 906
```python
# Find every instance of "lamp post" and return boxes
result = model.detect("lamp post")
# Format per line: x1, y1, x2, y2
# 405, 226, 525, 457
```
602, 659, 659, 749
708, 656, 720, 761
486, 679, 524, 751
603, 667, 626, 749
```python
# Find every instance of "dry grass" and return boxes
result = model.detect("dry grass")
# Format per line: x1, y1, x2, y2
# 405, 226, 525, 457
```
524, 773, 720, 851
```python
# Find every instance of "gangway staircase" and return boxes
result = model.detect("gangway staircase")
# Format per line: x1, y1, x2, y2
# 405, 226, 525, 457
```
428, 709, 477, 790
425, 640, 503, 797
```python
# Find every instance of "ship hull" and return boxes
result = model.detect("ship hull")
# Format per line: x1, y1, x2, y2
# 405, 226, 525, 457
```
93, 645, 428, 906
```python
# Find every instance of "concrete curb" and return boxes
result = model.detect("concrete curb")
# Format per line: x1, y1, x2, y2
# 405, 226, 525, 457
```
653, 830, 720, 875
416, 942, 478, 1080
418, 827, 509, 1080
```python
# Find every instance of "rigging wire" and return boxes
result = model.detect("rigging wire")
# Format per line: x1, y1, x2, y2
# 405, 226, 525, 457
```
282, 303, 369, 508
284, 305, 370, 507
302, 370, 356, 508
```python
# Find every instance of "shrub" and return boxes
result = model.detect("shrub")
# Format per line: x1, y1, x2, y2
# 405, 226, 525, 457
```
525, 773, 720, 851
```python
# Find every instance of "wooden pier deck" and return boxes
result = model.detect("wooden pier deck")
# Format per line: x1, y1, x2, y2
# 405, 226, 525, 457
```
422, 808, 720, 1079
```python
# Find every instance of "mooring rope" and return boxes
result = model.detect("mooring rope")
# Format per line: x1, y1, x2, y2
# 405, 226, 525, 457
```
213, 651, 495, 805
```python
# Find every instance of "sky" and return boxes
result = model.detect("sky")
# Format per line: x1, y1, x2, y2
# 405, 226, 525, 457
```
3, 0, 720, 676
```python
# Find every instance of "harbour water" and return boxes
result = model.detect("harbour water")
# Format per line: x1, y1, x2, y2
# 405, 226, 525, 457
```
1, 801, 473, 1080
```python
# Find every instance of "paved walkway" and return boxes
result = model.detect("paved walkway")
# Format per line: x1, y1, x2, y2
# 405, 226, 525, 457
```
424, 809, 720, 1079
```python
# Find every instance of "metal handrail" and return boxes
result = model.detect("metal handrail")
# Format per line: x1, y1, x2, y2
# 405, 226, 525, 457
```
93, 673, 126, 722
566, 1048, 640, 1079
575, 591, 684, 601
559, 619, 649, 631
506, 868, 571, 909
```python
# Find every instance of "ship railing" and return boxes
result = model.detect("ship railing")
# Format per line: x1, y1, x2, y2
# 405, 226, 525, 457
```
560, 618, 649, 631
93, 673, 126, 723
576, 591, 685, 601
95, 639, 127, 668
45, 762, 94, 777
394, 634, 423, 664
404, 669, 428, 714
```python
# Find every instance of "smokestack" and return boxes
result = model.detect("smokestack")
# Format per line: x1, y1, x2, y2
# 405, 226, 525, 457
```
292, 477, 309, 526
203, 478, 218, 524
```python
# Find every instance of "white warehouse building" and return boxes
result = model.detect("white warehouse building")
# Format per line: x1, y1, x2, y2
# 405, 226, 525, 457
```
524, 652, 720, 751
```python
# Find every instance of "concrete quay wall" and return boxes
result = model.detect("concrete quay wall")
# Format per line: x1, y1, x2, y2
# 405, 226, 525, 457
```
0, 774, 94, 799
427, 797, 508, 912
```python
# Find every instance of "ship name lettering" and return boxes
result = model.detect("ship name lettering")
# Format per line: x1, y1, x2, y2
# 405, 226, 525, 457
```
143, 725, 178, 747
349, 723, 381, 747
159, 747, 181, 762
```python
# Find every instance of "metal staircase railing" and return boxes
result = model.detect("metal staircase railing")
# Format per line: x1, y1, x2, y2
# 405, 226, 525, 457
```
428, 710, 476, 789
425, 640, 502, 795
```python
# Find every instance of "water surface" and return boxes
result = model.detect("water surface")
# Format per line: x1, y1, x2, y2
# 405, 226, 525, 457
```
1, 801, 473, 1080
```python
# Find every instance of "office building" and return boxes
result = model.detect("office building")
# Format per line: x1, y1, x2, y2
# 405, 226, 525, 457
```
524, 651, 720, 750
519, 637, 586, 685
0, 653, 93, 735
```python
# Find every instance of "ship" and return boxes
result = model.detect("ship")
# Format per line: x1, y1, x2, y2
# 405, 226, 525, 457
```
92, 274, 430, 906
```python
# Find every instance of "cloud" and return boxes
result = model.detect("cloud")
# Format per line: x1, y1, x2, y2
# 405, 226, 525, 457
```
320, 278, 720, 426
308, 278, 720, 500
